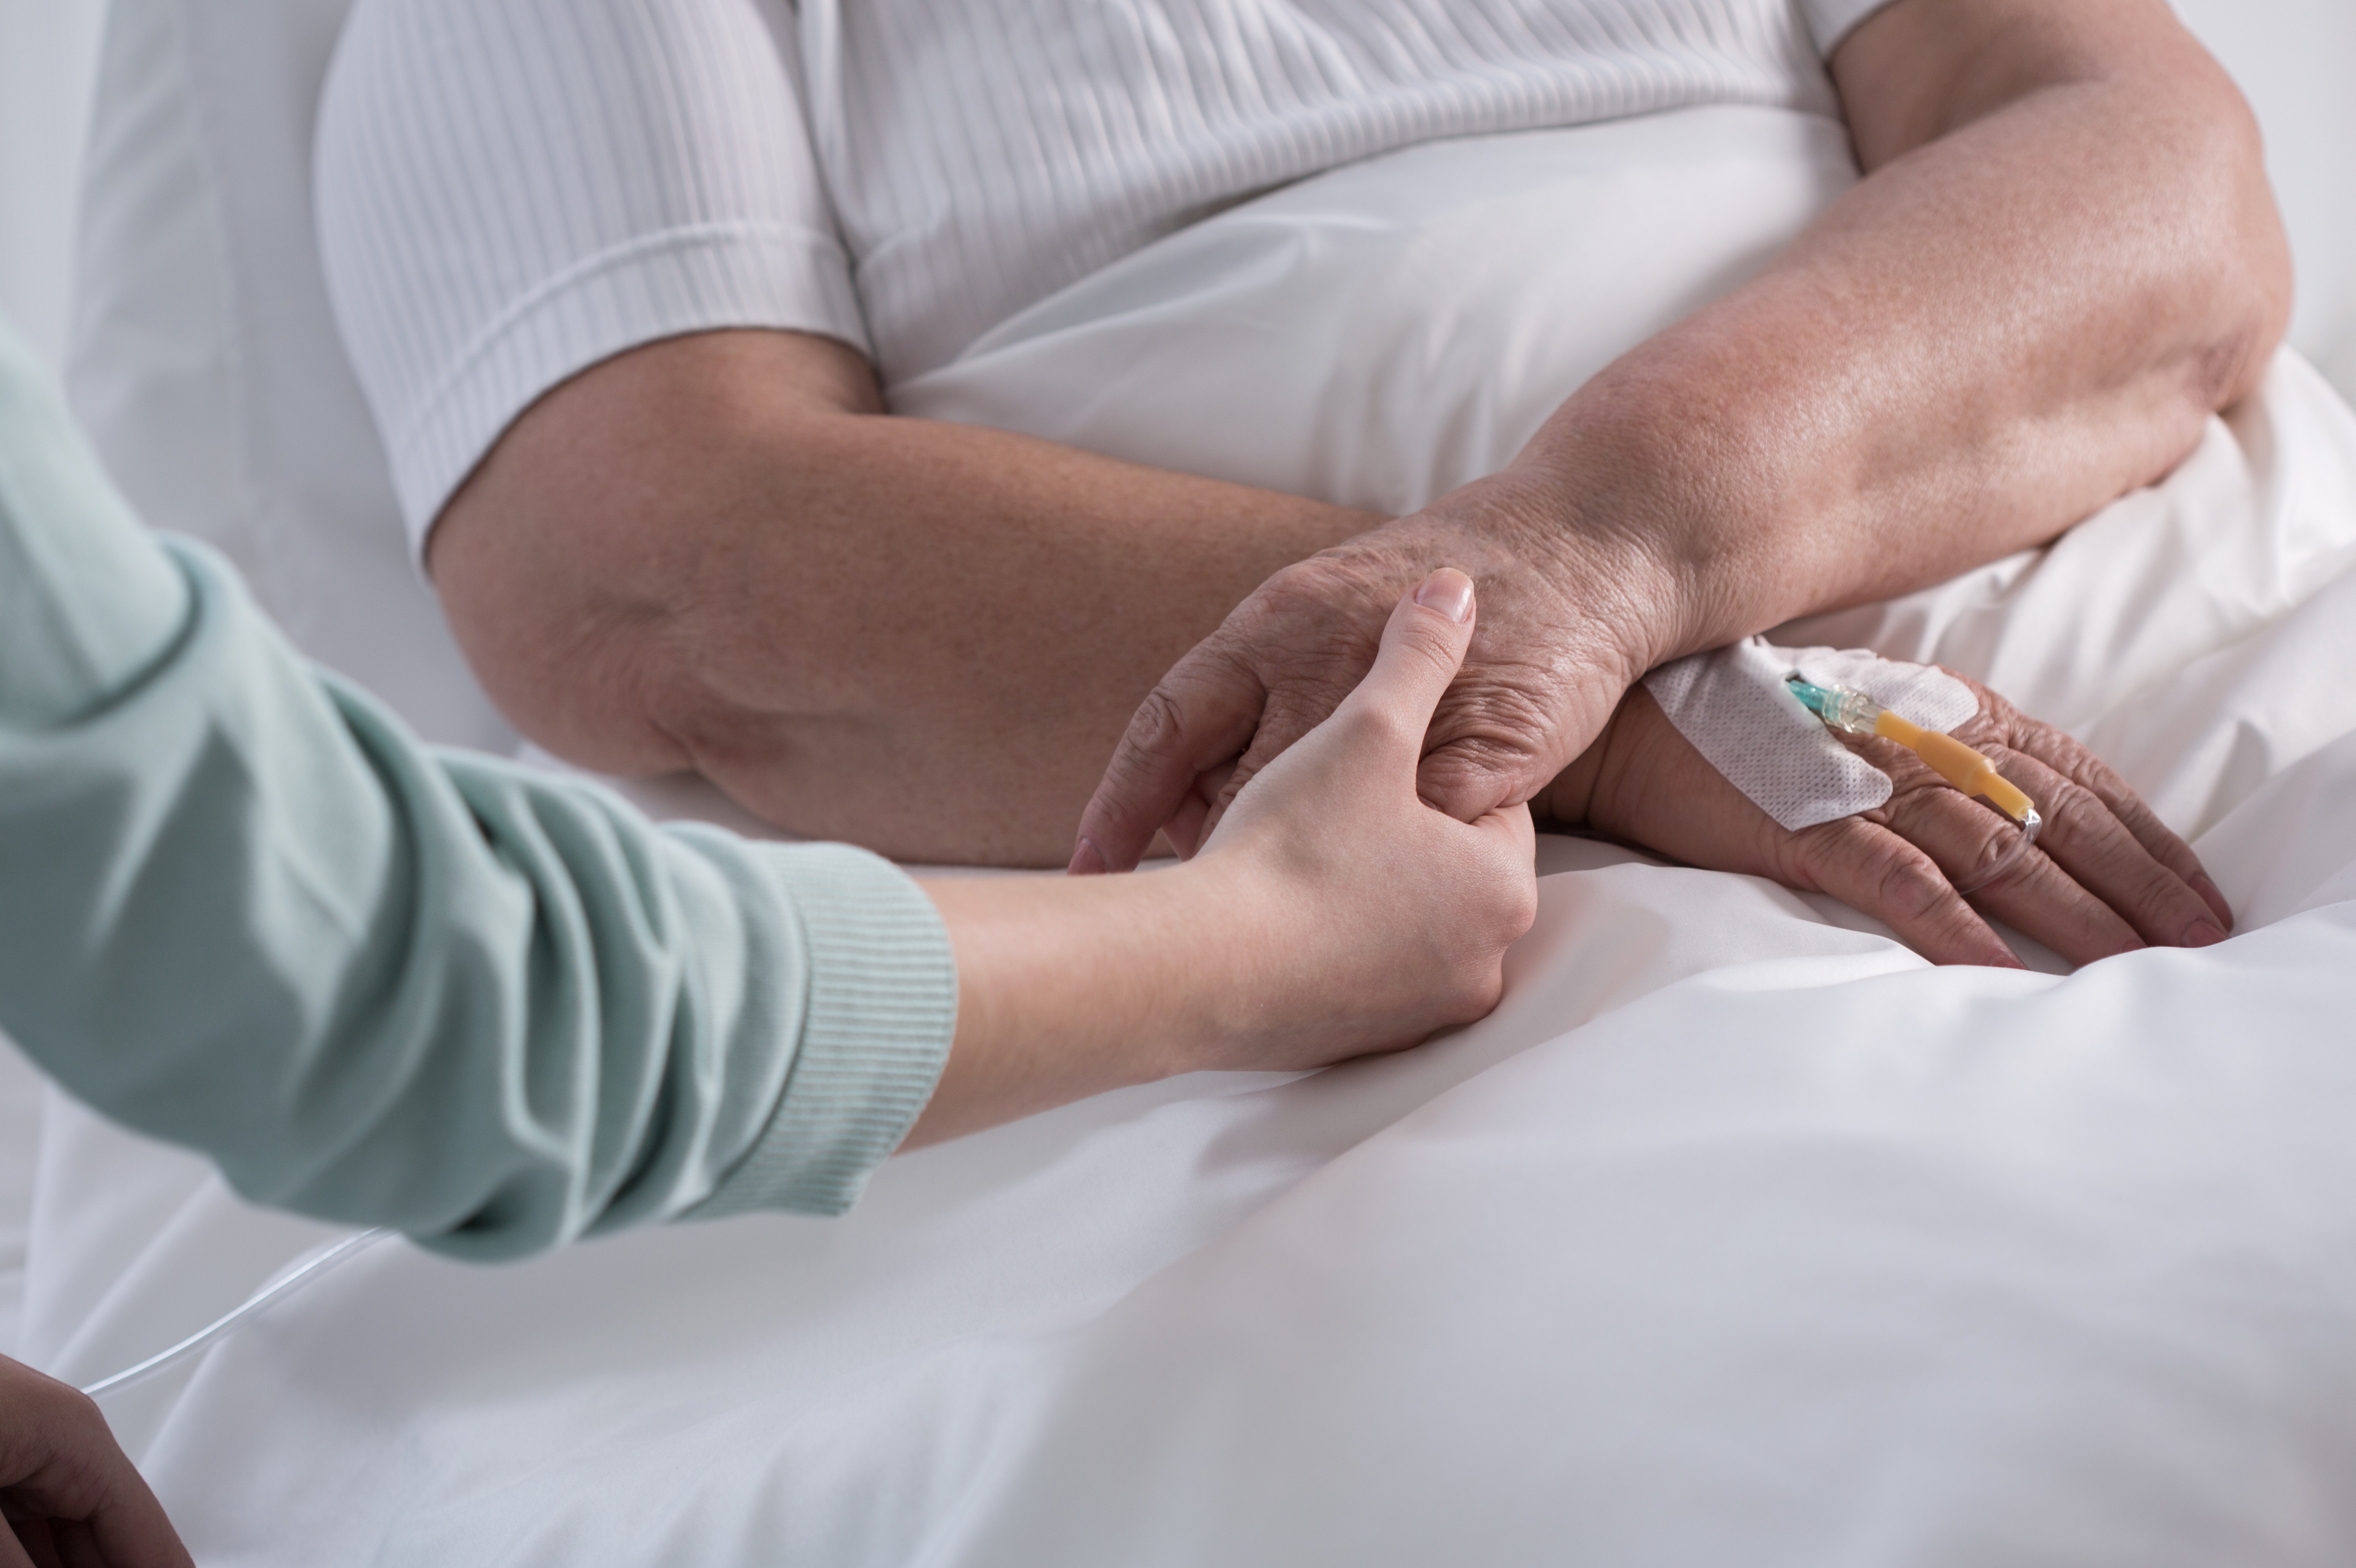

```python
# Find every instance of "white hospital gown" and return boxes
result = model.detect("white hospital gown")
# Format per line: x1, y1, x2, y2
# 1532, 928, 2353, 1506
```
315, 0, 1891, 548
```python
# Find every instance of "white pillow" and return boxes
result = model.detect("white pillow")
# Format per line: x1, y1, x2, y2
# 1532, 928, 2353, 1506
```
899, 108, 1858, 517
66, 0, 510, 749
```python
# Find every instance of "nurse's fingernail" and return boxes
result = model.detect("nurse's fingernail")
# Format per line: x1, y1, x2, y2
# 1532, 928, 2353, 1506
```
2183, 918, 2226, 948
1414, 568, 1474, 623
1067, 836, 1107, 877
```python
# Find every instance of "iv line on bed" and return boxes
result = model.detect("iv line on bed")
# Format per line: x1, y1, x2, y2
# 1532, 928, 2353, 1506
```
78, 1228, 392, 1400
1785, 676, 2042, 895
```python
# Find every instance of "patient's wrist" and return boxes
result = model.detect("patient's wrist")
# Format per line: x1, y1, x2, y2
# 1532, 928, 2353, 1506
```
1504, 355, 1758, 675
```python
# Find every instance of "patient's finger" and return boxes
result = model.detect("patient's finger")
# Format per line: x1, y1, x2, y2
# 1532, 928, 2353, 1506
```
1998, 722, 2232, 930
1158, 760, 1237, 860
1788, 815, 2022, 967
1869, 785, 2143, 965
1072, 647, 1265, 874
1979, 748, 2227, 950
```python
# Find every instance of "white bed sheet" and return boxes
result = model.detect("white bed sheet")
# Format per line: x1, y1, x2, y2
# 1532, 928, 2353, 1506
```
7, 348, 2351, 1562
16, 52, 2356, 1568
0, 1040, 40, 1358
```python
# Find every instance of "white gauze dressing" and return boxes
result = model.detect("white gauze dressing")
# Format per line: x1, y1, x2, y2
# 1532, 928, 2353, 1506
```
1642, 639, 1981, 831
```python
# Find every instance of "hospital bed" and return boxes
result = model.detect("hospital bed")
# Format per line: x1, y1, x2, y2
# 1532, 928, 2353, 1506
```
5, 1, 2356, 1561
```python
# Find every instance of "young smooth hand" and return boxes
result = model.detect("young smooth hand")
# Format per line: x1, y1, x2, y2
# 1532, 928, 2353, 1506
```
911, 569, 1536, 1147
0, 1357, 190, 1568
1184, 565, 1541, 1066
1541, 671, 2231, 968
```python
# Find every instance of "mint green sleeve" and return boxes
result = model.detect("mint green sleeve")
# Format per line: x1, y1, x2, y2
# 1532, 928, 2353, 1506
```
0, 323, 955, 1261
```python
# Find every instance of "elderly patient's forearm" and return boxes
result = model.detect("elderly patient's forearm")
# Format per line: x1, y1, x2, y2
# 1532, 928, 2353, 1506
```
431, 330, 1376, 864
1505, 0, 2290, 670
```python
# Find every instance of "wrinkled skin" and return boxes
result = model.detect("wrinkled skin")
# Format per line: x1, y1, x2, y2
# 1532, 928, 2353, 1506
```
1072, 479, 1655, 872
1546, 672, 2233, 967
1068, 0, 2286, 890
1067, 472, 2231, 969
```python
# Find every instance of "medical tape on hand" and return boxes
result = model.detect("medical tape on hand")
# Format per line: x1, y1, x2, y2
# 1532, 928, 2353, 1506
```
1642, 638, 1979, 832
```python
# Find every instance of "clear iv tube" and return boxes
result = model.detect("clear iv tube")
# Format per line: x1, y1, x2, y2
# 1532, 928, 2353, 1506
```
79, 1228, 392, 1399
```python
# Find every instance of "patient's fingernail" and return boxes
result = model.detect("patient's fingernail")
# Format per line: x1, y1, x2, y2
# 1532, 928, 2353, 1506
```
1067, 836, 1107, 877
2190, 873, 2233, 928
1415, 568, 1474, 623
2183, 918, 2227, 948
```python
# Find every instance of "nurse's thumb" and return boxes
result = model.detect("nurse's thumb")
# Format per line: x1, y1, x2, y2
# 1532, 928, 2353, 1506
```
1340, 569, 1477, 749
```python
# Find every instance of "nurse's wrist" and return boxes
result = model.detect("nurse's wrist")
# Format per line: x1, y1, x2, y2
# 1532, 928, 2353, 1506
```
905, 864, 1240, 1148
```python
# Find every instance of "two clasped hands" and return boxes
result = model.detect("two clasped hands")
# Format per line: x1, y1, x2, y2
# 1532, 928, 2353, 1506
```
1069, 480, 2231, 959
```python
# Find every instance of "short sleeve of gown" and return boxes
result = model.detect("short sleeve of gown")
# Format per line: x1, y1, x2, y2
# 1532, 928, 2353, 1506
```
1793, 0, 1900, 56
317, 0, 870, 556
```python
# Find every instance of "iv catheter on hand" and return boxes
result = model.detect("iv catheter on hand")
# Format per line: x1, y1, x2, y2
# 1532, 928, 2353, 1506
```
1785, 676, 2043, 896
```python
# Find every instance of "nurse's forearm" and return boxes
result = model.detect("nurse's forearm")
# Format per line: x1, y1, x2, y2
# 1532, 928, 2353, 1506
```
904, 871, 1230, 1149
0, 324, 959, 1261
428, 329, 1379, 867
1505, 0, 2290, 671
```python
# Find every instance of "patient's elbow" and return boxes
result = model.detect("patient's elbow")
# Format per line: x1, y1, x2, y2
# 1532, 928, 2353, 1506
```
430, 514, 703, 779
425, 328, 905, 795
2187, 81, 2293, 413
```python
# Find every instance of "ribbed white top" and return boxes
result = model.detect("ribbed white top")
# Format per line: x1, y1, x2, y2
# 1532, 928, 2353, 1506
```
315, 0, 1890, 550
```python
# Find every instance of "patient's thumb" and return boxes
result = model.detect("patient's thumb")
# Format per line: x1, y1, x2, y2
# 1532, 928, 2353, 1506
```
1351, 569, 1476, 733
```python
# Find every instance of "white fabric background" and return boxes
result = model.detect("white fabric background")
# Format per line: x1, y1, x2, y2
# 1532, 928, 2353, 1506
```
2, 6, 2353, 654
19, 84, 2356, 1559
28, 345, 2356, 1566
0, 0, 2354, 1553
0, 0, 104, 370
61, 0, 517, 753
2174, 0, 2356, 396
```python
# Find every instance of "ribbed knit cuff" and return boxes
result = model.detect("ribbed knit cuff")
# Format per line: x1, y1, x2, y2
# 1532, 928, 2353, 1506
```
695, 844, 958, 1219
387, 222, 873, 556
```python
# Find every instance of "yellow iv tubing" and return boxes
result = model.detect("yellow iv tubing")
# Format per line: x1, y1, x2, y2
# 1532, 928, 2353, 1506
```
1785, 676, 2043, 897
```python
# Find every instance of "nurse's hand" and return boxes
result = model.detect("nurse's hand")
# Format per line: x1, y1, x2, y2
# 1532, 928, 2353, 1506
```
908, 569, 1536, 1147
1067, 475, 1666, 875
0, 1356, 191, 1568
1540, 673, 2233, 968
1186, 566, 1541, 1065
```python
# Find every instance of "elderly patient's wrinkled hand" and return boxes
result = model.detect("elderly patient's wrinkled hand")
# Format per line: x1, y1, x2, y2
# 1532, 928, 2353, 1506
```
1071, 471, 1666, 875
1541, 670, 2232, 968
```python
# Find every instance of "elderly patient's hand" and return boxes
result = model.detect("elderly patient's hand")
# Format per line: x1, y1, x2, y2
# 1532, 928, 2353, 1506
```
1, 1356, 190, 1568
1072, 477, 1661, 874
1542, 672, 2232, 968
